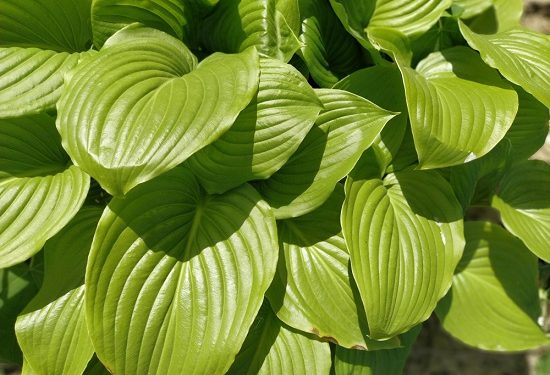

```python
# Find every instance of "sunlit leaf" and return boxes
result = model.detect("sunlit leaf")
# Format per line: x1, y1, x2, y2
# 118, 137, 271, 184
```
436, 221, 549, 350
86, 166, 278, 374
57, 25, 259, 195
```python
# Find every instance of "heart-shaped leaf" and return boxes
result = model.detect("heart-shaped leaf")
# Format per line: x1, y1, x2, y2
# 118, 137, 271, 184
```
399, 46, 518, 169
460, 23, 550, 108
334, 325, 421, 375
0, 48, 82, 118
228, 301, 331, 375
0, 115, 89, 268
201, 0, 300, 61
188, 57, 321, 194
258, 88, 395, 219
342, 161, 464, 339
16, 207, 102, 375
57, 25, 259, 196
85, 166, 278, 374
436, 221, 549, 350
0, 0, 92, 52
298, 0, 365, 87
491, 160, 550, 262
267, 186, 400, 349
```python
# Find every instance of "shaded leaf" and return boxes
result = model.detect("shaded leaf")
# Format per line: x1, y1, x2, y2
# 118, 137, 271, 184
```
436, 221, 549, 351
0, 0, 92, 52
0, 115, 89, 268
492, 160, 550, 262
466, 0, 523, 33
334, 325, 421, 375
86, 166, 278, 374
258, 88, 395, 219
16, 207, 102, 375
228, 301, 332, 375
188, 57, 321, 194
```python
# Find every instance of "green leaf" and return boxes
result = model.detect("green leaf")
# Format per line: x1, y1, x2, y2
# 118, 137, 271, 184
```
298, 0, 365, 87
466, 0, 523, 33
333, 65, 408, 170
452, 0, 492, 19
0, 0, 92, 52
258, 88, 395, 219
84, 356, 111, 375
503, 86, 549, 161
436, 221, 549, 351
334, 325, 421, 375
201, 0, 301, 62
0, 115, 89, 268
460, 23, 550, 108
267, 187, 400, 349
342, 166, 464, 339
0, 48, 82, 118
15, 207, 102, 375
57, 25, 259, 196
399, 46, 518, 169
329, 0, 451, 49
85, 166, 278, 375
0, 263, 40, 364
491, 160, 550, 262
228, 301, 331, 375
188, 57, 321, 194
91, 0, 186, 47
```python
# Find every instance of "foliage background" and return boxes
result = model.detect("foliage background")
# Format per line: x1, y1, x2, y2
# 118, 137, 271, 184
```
0, 1, 548, 375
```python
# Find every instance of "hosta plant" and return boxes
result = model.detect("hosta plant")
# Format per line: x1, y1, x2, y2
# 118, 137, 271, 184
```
1, 0, 549, 374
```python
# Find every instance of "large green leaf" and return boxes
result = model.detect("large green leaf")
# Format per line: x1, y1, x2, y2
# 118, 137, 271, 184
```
267, 187, 399, 349
57, 25, 259, 196
200, 0, 301, 61
334, 325, 421, 375
342, 163, 464, 339
436, 221, 549, 351
188, 57, 321, 194
333, 65, 408, 170
298, 0, 365, 87
0, 115, 89, 268
258, 88, 395, 219
329, 0, 451, 50
15, 207, 102, 375
0, 0, 92, 52
85, 166, 278, 375
0, 263, 40, 364
491, 160, 550, 262
399, 46, 518, 169
91, 0, 186, 47
503, 86, 549, 160
452, 0, 492, 19
0, 48, 81, 118
460, 23, 550, 108
228, 301, 331, 375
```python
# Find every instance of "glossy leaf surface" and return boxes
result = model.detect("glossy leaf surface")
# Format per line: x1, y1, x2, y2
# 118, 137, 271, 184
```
57, 26, 259, 195
86, 166, 278, 374
400, 46, 518, 168
342, 165, 464, 339
436, 221, 548, 350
